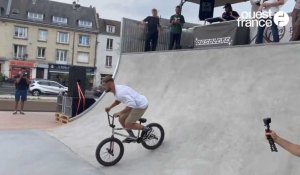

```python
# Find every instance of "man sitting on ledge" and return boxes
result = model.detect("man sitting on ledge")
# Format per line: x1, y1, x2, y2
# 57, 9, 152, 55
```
222, 3, 240, 21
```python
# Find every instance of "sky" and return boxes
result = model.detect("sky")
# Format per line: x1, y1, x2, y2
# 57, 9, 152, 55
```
54, 0, 295, 23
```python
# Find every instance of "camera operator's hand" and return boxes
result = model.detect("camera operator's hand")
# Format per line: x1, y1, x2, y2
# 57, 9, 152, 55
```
265, 130, 279, 141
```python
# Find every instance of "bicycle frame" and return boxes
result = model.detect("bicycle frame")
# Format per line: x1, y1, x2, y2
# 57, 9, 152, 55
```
106, 112, 142, 141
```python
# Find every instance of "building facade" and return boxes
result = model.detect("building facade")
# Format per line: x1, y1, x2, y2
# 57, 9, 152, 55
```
0, 0, 98, 86
95, 18, 121, 86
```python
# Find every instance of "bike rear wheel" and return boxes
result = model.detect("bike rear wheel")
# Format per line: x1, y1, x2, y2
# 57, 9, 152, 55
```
95, 137, 124, 166
142, 123, 165, 150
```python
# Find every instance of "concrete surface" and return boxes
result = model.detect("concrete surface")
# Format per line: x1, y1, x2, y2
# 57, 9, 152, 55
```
0, 100, 56, 112
0, 131, 102, 175
0, 112, 58, 130
49, 43, 300, 175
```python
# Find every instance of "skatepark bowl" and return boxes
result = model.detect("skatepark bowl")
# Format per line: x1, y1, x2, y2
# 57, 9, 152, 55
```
1, 42, 300, 175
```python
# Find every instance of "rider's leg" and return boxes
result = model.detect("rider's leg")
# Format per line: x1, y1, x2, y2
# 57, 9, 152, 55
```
119, 114, 135, 137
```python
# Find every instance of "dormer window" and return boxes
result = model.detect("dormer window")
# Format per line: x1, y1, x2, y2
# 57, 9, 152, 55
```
53, 16, 68, 24
106, 25, 116, 33
27, 12, 44, 20
78, 20, 92, 28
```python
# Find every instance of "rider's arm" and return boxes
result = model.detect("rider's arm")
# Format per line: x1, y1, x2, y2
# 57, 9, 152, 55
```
109, 100, 121, 109
267, 131, 300, 157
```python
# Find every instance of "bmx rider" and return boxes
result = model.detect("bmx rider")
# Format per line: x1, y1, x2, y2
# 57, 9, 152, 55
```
102, 76, 152, 143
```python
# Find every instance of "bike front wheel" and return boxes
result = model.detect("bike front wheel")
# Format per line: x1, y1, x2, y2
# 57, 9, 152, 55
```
142, 123, 165, 150
95, 137, 124, 166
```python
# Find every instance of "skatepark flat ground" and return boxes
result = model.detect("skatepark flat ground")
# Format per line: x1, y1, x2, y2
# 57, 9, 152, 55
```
1, 42, 300, 175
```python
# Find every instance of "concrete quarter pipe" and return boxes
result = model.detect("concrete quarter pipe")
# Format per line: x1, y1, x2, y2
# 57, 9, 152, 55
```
50, 43, 300, 175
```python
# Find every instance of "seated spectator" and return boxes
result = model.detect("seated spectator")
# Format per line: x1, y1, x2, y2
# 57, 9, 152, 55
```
222, 3, 240, 21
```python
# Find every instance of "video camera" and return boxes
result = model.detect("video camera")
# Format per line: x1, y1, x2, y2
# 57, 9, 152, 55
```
263, 117, 278, 152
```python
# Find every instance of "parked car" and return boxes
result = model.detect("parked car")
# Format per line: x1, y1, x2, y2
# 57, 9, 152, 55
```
29, 79, 68, 96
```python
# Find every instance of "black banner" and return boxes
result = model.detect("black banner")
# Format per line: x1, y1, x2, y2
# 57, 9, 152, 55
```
194, 21, 250, 48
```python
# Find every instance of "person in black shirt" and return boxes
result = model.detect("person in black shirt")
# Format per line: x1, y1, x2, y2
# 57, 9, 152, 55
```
142, 8, 161, 52
13, 72, 30, 115
222, 3, 240, 21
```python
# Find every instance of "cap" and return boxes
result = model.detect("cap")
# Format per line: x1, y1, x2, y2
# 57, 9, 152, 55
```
223, 3, 232, 8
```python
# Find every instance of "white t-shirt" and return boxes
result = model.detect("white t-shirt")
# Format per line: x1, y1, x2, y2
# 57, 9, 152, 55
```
115, 85, 148, 109
261, 0, 280, 16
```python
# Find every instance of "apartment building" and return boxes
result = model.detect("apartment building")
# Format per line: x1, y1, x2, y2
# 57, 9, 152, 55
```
0, 0, 98, 84
95, 18, 121, 86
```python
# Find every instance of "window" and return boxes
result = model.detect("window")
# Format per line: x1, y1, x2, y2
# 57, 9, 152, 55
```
106, 25, 116, 33
52, 16, 68, 24
14, 45, 27, 59
27, 12, 44, 20
105, 56, 112, 68
38, 30, 47, 41
106, 38, 113, 50
37, 47, 46, 59
78, 20, 92, 28
56, 50, 67, 63
77, 52, 89, 63
14, 27, 27, 38
79, 35, 90, 46
38, 81, 49, 86
57, 32, 69, 44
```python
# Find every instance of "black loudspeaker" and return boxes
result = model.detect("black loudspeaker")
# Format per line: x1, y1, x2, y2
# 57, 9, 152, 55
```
68, 66, 86, 97
199, 0, 215, 20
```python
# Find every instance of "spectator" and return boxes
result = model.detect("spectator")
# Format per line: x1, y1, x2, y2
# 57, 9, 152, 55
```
222, 3, 240, 21
290, 0, 300, 41
13, 72, 30, 115
169, 6, 185, 50
255, 0, 284, 44
266, 130, 300, 157
142, 8, 161, 52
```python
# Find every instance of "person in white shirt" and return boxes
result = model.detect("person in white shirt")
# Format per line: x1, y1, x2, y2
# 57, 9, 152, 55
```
102, 76, 152, 143
255, 0, 284, 44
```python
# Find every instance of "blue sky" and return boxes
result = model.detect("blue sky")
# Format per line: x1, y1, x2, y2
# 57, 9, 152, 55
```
55, 0, 295, 23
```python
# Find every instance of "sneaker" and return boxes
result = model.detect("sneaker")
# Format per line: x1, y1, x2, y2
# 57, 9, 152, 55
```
142, 127, 153, 139
13, 111, 18, 115
20, 111, 25, 115
122, 137, 137, 143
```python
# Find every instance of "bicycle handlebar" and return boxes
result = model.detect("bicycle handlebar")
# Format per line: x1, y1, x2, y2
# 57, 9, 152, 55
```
106, 112, 115, 128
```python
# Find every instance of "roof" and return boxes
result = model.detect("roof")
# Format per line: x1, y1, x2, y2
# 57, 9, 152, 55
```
1, 0, 98, 32
0, 0, 8, 16
186, 0, 248, 7
98, 18, 121, 36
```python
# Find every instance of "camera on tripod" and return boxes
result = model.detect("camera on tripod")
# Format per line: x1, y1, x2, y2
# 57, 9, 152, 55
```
263, 117, 278, 152
263, 118, 271, 127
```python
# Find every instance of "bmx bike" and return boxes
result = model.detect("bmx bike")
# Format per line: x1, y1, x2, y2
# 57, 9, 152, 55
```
95, 112, 165, 166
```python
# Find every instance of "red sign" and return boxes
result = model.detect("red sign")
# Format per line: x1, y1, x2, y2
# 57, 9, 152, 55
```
10, 60, 36, 68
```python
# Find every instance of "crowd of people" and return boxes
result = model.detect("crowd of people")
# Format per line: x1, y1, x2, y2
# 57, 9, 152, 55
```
140, 0, 300, 52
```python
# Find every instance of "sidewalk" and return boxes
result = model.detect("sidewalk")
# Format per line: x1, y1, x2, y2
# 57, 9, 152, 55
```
0, 111, 59, 130
0, 94, 57, 102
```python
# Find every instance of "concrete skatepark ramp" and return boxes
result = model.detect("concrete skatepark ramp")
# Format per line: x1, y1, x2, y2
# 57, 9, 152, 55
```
50, 42, 300, 175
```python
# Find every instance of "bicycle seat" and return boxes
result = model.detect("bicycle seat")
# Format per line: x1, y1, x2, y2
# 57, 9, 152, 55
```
139, 118, 147, 123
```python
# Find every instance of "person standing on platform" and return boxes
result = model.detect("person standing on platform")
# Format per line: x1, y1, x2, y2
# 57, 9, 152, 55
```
142, 8, 161, 52
290, 0, 300, 41
169, 6, 185, 50
255, 0, 284, 44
